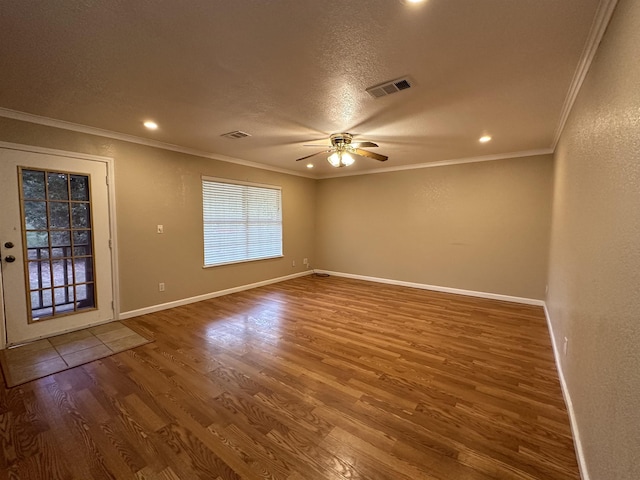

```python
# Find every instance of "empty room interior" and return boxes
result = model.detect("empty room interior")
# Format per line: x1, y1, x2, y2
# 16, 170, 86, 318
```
0, 1, 638, 479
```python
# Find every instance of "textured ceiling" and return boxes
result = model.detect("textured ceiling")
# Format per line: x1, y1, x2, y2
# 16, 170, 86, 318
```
0, 0, 602, 177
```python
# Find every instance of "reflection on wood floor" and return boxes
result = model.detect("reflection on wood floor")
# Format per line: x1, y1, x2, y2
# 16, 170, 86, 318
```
0, 275, 579, 479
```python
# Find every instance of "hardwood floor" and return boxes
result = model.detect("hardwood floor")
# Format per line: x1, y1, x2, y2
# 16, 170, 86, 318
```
0, 276, 580, 479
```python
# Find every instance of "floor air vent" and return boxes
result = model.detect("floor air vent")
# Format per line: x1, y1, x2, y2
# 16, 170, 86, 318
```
366, 77, 413, 99
220, 130, 252, 139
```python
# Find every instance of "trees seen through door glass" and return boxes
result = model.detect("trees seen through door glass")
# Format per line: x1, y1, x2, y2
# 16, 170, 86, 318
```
20, 168, 96, 321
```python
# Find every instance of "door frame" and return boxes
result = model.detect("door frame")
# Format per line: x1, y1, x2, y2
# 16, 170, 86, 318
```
0, 141, 120, 349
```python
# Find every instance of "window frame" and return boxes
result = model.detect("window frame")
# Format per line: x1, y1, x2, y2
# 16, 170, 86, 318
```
201, 176, 283, 268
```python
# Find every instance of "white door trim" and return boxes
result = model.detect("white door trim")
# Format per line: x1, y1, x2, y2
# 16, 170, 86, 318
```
0, 141, 120, 349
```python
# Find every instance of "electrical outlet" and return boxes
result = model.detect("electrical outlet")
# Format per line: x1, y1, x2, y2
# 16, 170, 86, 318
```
563, 337, 568, 356
303, 258, 308, 265
157, 225, 164, 234
159, 282, 165, 292
292, 260, 296, 267
545, 284, 549, 294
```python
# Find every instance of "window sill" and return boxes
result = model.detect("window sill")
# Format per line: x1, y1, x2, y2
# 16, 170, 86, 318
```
202, 255, 284, 269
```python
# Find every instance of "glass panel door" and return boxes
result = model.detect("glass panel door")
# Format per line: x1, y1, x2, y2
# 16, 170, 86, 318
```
0, 147, 114, 346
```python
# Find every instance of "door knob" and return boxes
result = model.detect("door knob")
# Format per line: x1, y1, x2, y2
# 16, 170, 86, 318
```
4, 242, 14, 248
4, 255, 15, 263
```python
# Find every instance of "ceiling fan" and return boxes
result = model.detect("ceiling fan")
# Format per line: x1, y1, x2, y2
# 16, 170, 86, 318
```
296, 133, 388, 167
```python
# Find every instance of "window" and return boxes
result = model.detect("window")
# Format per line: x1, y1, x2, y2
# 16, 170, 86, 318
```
19, 168, 96, 321
202, 177, 283, 267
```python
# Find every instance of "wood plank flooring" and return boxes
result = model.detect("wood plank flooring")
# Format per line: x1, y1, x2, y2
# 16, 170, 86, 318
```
0, 276, 580, 479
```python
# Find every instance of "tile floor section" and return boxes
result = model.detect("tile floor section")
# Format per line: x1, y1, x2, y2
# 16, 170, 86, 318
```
0, 322, 152, 387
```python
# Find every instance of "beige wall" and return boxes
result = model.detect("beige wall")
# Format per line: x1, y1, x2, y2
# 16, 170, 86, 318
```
315, 155, 553, 299
0, 115, 554, 313
547, 0, 640, 478
0, 117, 316, 313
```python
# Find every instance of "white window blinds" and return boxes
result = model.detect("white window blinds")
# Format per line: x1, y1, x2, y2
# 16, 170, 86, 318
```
202, 178, 283, 267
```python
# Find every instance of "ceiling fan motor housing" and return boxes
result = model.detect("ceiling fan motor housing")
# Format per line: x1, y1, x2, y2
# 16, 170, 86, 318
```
330, 133, 353, 148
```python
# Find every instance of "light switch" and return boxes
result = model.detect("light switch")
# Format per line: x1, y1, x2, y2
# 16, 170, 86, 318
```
157, 225, 164, 234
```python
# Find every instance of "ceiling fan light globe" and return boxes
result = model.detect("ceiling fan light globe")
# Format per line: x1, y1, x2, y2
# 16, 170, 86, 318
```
328, 152, 341, 167
341, 152, 355, 166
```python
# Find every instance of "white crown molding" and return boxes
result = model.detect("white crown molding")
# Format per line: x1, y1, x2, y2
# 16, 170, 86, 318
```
317, 148, 554, 180
1, 107, 558, 181
314, 270, 545, 306
0, 107, 315, 179
552, 0, 619, 150
543, 304, 591, 480
119, 270, 313, 319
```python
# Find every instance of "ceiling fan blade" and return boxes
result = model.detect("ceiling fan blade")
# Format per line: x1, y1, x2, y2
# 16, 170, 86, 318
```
303, 144, 333, 147
296, 150, 331, 161
354, 148, 388, 162
352, 141, 379, 148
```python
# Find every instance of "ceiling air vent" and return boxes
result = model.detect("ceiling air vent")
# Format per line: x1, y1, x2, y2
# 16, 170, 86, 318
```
366, 77, 413, 99
220, 130, 251, 139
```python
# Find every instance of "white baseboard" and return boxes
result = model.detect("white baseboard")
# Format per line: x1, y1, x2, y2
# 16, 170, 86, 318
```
543, 304, 589, 480
314, 270, 545, 306
119, 271, 313, 320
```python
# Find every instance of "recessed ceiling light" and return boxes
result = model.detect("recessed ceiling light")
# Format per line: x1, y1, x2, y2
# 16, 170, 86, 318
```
306, 164, 314, 169
479, 135, 492, 143
143, 120, 158, 130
